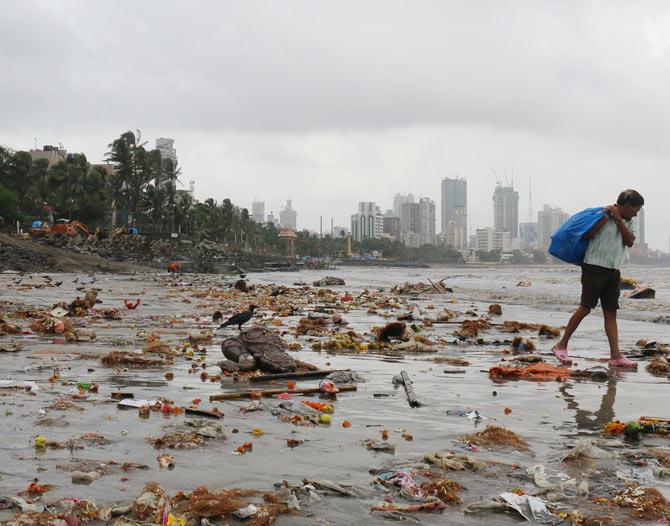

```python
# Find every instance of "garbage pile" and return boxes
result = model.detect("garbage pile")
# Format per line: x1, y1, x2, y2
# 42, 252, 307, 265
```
1, 270, 669, 525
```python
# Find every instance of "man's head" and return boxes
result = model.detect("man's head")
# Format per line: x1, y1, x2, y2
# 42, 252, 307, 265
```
616, 189, 644, 220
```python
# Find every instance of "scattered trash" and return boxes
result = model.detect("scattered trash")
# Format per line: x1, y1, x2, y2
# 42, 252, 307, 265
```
462, 425, 530, 451
488, 304, 502, 315
392, 370, 422, 408
313, 276, 345, 287
72, 470, 101, 484
499, 492, 562, 524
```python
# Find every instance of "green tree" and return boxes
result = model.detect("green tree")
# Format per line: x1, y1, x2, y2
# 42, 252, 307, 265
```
477, 250, 501, 262
106, 131, 139, 227
0, 184, 19, 224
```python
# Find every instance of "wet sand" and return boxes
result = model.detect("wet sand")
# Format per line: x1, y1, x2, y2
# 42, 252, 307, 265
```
1, 265, 670, 524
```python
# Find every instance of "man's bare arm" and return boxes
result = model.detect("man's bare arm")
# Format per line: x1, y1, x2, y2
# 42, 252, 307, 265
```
613, 217, 635, 247
607, 205, 636, 247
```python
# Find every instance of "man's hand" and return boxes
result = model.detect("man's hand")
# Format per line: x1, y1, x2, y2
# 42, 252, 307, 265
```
605, 204, 622, 221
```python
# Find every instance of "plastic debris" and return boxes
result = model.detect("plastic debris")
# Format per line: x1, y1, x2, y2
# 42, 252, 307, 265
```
499, 492, 562, 524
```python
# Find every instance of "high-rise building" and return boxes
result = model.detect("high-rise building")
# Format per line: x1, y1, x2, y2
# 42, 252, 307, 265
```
633, 208, 646, 245
393, 193, 415, 215
251, 200, 265, 223
442, 206, 468, 250
519, 222, 539, 249
383, 212, 401, 240
400, 202, 420, 234
351, 202, 383, 242
440, 177, 467, 247
493, 184, 519, 238
418, 197, 436, 240
266, 211, 278, 227
538, 204, 569, 251
399, 198, 435, 248
156, 138, 177, 163
279, 199, 297, 230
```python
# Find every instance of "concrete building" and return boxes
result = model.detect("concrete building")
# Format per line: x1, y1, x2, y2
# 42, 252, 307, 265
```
266, 211, 278, 227
418, 197, 436, 241
29, 145, 67, 166
393, 193, 415, 215
383, 213, 401, 240
476, 227, 511, 252
251, 200, 265, 223
399, 197, 435, 248
279, 199, 297, 230
400, 202, 420, 235
538, 204, 569, 251
442, 206, 468, 249
440, 177, 467, 248
633, 208, 645, 245
156, 138, 177, 163
493, 184, 519, 238
519, 222, 539, 249
351, 202, 383, 242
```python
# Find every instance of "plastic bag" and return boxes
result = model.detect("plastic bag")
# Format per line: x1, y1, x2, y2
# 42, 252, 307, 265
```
548, 207, 605, 264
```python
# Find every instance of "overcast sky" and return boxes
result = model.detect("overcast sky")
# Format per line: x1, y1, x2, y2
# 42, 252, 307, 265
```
1, 0, 669, 249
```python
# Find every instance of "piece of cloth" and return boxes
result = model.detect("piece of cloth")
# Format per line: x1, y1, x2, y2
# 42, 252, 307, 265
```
580, 263, 621, 311
583, 217, 633, 270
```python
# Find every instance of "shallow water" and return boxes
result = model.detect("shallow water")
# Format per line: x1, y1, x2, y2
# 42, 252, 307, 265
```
1, 265, 669, 524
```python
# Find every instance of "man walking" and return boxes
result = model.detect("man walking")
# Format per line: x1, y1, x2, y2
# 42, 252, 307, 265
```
552, 189, 644, 368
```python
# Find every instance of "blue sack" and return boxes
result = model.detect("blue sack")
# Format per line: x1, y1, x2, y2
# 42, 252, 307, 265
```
548, 207, 606, 265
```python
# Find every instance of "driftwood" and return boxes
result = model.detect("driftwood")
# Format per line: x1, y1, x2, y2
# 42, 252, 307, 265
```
629, 287, 656, 299
427, 278, 451, 293
249, 370, 337, 383
220, 326, 296, 373
394, 370, 422, 408
209, 384, 357, 401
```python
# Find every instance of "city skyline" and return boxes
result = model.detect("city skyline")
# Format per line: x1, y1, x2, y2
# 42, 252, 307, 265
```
2, 2, 667, 250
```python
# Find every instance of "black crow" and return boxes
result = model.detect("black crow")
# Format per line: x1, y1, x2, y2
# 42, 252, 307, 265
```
215, 305, 257, 330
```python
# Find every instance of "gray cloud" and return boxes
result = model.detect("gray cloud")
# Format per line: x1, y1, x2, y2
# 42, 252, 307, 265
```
1, 0, 668, 249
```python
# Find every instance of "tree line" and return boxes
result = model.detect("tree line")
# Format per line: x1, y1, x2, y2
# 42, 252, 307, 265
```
0, 131, 282, 252
0, 130, 463, 262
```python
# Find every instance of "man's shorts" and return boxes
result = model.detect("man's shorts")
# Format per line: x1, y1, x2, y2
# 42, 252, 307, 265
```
580, 263, 620, 311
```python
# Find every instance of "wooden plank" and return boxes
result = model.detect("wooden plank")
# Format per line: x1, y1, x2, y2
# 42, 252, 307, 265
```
209, 384, 357, 402
248, 369, 337, 383
185, 407, 224, 419
399, 370, 422, 408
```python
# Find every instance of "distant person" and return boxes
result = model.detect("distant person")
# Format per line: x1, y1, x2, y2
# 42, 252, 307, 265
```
168, 261, 179, 274
552, 189, 644, 368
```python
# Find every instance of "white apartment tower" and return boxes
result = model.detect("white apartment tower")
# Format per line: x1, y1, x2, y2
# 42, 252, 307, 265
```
538, 204, 569, 251
351, 202, 383, 242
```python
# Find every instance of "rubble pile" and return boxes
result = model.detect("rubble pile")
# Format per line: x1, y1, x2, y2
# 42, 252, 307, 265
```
0, 241, 50, 272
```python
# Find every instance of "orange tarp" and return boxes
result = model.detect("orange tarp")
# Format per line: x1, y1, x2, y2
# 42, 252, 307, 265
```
489, 362, 572, 381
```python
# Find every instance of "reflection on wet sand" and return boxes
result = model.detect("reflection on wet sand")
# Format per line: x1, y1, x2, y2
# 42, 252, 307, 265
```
560, 376, 617, 431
